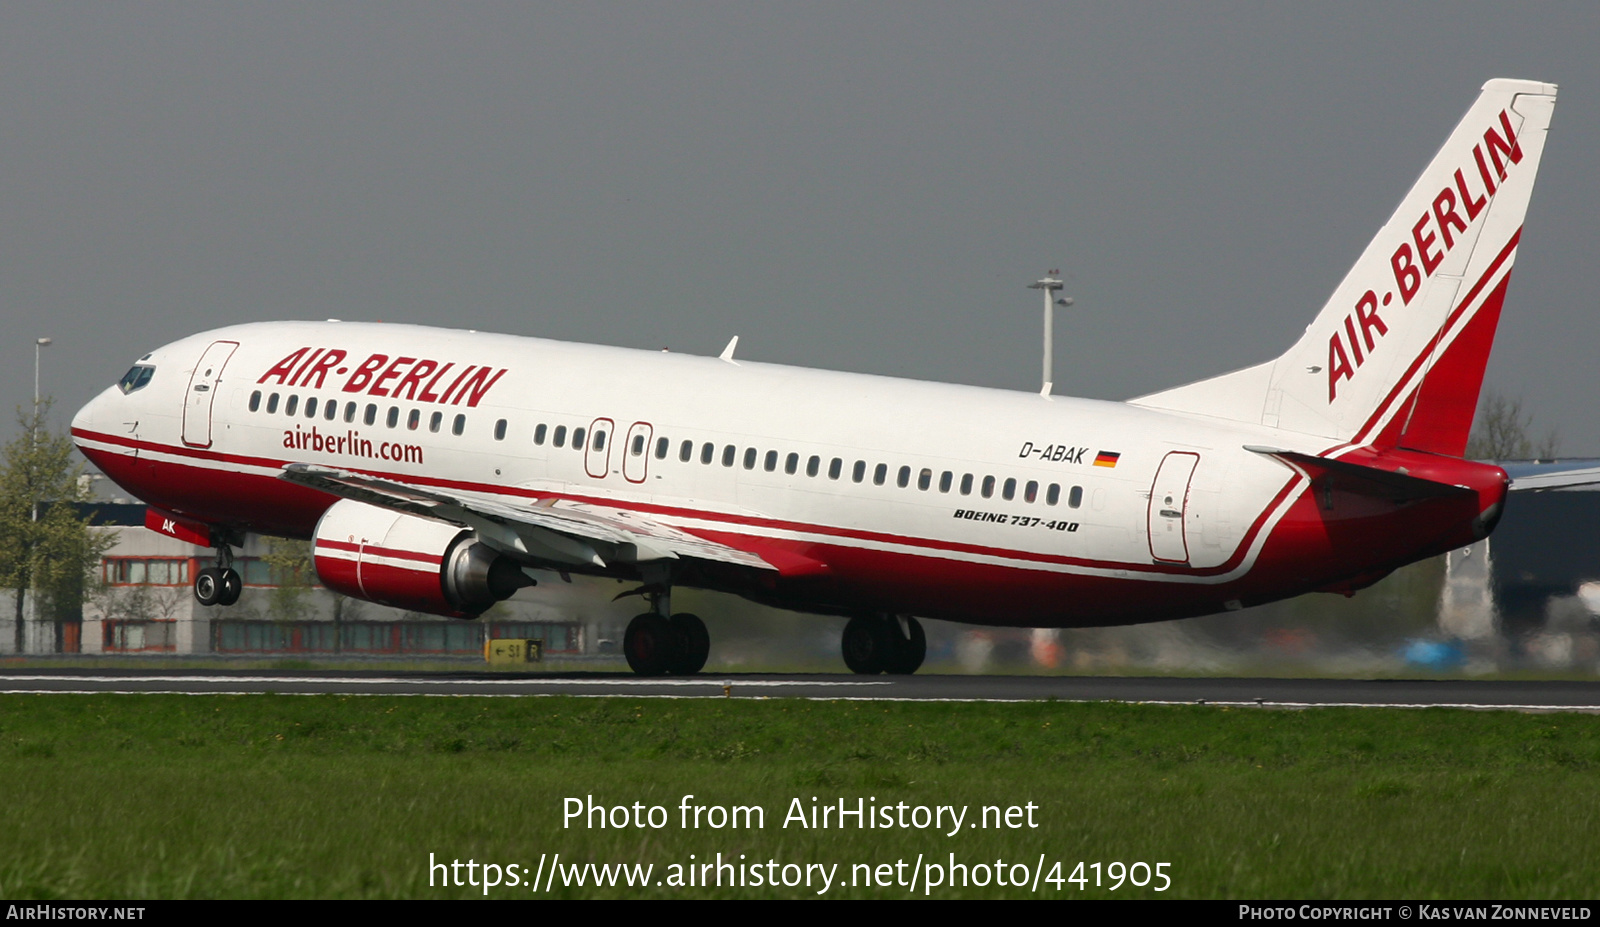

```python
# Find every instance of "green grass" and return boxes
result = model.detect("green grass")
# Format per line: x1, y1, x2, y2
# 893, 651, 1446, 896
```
1, 694, 1597, 898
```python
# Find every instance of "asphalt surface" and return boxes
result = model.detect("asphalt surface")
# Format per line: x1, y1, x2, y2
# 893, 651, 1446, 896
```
2, 667, 1599, 710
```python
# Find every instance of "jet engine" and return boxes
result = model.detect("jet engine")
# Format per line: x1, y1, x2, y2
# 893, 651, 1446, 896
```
311, 499, 533, 618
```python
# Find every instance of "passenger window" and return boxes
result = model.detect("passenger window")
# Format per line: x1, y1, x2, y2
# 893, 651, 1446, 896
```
655, 437, 669, 459
829, 458, 842, 480
385, 407, 397, 428
1024, 480, 1038, 503
981, 476, 995, 498
722, 445, 736, 467
960, 474, 973, 496
1046, 484, 1060, 506
786, 453, 799, 475
534, 424, 547, 445
1002, 478, 1017, 501
305, 397, 318, 418
344, 402, 357, 423
591, 429, 603, 450
631, 434, 645, 456
852, 461, 866, 483
873, 464, 887, 486
896, 466, 910, 488
430, 412, 443, 433
744, 448, 758, 470
1069, 485, 1083, 508
553, 425, 567, 448
453, 414, 466, 436
806, 455, 820, 477
267, 393, 280, 414
285, 395, 299, 416
573, 427, 586, 448
408, 409, 421, 431
681, 440, 694, 462
918, 468, 932, 491
324, 400, 337, 421
702, 442, 715, 465
763, 450, 777, 472
939, 471, 952, 493
249, 391, 261, 412
494, 419, 507, 441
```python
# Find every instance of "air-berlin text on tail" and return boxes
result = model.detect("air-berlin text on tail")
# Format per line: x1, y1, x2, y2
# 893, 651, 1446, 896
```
1327, 109, 1523, 403
256, 347, 509, 408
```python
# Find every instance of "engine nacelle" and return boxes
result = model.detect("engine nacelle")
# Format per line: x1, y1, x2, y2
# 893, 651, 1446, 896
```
311, 499, 533, 618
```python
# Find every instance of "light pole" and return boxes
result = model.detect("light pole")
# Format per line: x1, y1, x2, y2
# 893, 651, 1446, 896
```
25, 338, 51, 652
31, 338, 52, 517
1027, 273, 1072, 395
33, 337, 51, 418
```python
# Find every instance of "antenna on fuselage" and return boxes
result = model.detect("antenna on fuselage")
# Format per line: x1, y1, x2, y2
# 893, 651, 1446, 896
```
1028, 271, 1073, 396
718, 335, 740, 363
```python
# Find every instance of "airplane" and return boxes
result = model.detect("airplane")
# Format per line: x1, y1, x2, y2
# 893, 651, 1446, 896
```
72, 79, 1562, 676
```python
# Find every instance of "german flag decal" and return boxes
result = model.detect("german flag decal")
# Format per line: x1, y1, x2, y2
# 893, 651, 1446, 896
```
1093, 450, 1121, 468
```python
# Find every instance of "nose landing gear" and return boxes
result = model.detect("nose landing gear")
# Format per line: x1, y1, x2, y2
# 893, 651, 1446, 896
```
194, 541, 242, 607
842, 615, 925, 675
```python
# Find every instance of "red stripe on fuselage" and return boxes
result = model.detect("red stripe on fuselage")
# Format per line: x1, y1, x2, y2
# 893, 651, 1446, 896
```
74, 425, 1305, 581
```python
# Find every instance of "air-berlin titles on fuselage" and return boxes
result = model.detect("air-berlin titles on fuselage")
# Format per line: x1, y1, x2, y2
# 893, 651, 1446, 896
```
1326, 108, 1523, 403
256, 347, 508, 408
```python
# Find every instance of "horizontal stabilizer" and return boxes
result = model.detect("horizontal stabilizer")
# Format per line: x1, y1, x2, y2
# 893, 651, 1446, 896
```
1245, 446, 1476, 503
1497, 460, 1600, 492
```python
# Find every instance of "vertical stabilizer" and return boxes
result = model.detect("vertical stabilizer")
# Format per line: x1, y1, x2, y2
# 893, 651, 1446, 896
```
1132, 80, 1557, 456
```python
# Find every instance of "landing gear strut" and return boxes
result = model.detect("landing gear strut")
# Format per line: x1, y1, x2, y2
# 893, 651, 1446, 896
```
621, 582, 709, 676
194, 541, 242, 607
842, 615, 925, 675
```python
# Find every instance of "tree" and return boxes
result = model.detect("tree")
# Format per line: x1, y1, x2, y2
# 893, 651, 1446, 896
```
0, 401, 113, 653
1465, 391, 1559, 461
261, 537, 315, 622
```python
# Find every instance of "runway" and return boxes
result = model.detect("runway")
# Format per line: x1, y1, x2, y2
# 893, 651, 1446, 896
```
3, 667, 1600, 710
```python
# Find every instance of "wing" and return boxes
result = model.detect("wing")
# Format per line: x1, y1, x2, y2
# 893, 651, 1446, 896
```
279, 463, 775, 573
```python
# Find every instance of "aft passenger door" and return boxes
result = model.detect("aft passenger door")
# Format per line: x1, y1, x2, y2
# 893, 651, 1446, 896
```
1148, 451, 1200, 563
181, 341, 239, 448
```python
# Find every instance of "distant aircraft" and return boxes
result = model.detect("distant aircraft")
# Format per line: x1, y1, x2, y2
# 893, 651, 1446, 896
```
73, 80, 1566, 675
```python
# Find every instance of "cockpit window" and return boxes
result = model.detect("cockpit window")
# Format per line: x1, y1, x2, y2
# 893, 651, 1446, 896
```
118, 365, 156, 394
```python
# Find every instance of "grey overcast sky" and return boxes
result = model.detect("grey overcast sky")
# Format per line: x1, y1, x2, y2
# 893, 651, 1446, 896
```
4, 3, 1598, 453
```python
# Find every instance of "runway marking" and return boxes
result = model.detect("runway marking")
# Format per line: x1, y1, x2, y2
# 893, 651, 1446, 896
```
1130, 699, 1600, 712
0, 674, 889, 688
1, 678, 1599, 711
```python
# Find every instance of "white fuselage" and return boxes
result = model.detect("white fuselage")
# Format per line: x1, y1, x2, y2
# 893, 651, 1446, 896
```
72, 320, 1489, 628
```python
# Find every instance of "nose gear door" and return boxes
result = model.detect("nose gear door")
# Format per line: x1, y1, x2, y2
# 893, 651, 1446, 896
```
182, 341, 239, 448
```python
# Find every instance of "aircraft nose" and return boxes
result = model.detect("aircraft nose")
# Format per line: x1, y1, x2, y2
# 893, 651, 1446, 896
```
72, 395, 96, 433
72, 387, 114, 436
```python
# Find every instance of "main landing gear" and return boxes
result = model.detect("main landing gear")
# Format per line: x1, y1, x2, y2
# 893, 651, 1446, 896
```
194, 542, 242, 607
842, 615, 925, 675
621, 583, 710, 676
